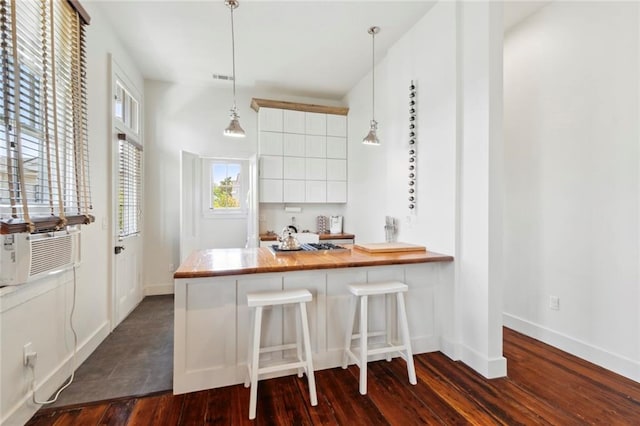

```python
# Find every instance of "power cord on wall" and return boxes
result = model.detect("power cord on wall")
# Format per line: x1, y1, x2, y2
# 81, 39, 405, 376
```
28, 265, 79, 405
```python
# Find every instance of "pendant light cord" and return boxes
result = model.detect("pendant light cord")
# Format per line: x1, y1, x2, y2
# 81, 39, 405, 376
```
371, 28, 375, 122
230, 4, 237, 109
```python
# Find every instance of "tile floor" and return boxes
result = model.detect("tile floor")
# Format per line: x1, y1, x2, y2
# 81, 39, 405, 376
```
46, 295, 174, 408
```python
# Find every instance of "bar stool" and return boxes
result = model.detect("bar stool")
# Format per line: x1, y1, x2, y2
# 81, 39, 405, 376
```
342, 281, 417, 395
245, 289, 318, 420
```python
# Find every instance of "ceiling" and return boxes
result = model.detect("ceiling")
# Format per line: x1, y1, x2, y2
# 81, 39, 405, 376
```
94, 1, 549, 101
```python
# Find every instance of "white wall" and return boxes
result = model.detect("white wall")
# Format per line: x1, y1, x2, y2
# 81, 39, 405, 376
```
344, 2, 458, 253
0, 3, 144, 425
344, 1, 506, 378
503, 2, 640, 381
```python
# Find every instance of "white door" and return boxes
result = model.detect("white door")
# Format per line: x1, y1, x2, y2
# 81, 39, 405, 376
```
180, 150, 201, 261
111, 58, 143, 327
246, 155, 258, 248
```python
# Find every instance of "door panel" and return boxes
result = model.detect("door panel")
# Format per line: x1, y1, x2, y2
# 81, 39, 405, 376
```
115, 235, 141, 323
111, 56, 143, 328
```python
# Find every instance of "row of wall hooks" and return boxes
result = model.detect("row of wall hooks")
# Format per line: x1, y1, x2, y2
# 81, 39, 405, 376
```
408, 80, 417, 211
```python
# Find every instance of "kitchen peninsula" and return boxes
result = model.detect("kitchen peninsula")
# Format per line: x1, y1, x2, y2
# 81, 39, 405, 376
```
173, 245, 454, 395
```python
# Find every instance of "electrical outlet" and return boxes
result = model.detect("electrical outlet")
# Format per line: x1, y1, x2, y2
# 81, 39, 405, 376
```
23, 343, 37, 367
549, 296, 560, 310
169, 263, 175, 272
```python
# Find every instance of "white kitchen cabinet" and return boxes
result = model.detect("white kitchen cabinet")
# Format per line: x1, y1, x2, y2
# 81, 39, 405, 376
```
326, 137, 347, 159
283, 157, 305, 180
260, 155, 283, 179
327, 114, 347, 137
283, 133, 305, 157
284, 110, 305, 134
259, 132, 283, 156
326, 159, 347, 181
326, 181, 347, 203
306, 181, 326, 203
253, 98, 348, 204
306, 158, 326, 180
283, 180, 305, 202
260, 179, 283, 203
259, 107, 283, 132
305, 135, 326, 158
174, 261, 450, 393
305, 112, 326, 136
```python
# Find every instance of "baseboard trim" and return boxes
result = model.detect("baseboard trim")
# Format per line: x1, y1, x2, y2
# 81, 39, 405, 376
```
503, 313, 640, 382
2, 321, 110, 426
458, 343, 507, 379
144, 283, 174, 296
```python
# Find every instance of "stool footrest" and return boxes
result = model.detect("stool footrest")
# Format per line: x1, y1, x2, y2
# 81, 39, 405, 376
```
259, 343, 297, 354
368, 345, 407, 356
345, 344, 407, 361
349, 331, 387, 340
258, 360, 308, 375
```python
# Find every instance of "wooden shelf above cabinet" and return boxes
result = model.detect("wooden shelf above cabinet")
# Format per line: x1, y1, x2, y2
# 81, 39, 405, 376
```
251, 98, 349, 116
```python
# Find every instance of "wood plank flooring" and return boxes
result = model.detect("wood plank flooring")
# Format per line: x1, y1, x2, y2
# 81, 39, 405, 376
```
27, 328, 640, 425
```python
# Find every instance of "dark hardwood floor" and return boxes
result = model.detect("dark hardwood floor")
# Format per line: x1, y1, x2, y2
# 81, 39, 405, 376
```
27, 328, 640, 425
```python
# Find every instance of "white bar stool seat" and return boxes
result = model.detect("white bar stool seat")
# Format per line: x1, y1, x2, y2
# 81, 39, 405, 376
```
342, 280, 417, 395
245, 289, 317, 419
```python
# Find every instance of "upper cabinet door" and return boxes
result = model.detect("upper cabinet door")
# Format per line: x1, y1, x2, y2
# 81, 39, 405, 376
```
326, 159, 347, 181
306, 158, 327, 180
284, 110, 305, 134
305, 112, 326, 136
283, 157, 305, 180
326, 137, 346, 159
259, 108, 283, 132
305, 135, 326, 158
259, 132, 283, 156
260, 155, 283, 179
283, 133, 305, 157
327, 115, 347, 137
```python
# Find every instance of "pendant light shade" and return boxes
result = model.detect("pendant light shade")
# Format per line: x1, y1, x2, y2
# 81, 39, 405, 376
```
363, 26, 380, 146
224, 108, 245, 137
223, 0, 245, 138
362, 120, 379, 145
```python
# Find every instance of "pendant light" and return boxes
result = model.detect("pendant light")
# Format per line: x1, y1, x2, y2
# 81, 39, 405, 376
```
363, 26, 380, 146
223, 0, 246, 138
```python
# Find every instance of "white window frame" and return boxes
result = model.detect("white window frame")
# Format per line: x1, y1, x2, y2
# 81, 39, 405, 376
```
202, 158, 248, 218
113, 71, 142, 238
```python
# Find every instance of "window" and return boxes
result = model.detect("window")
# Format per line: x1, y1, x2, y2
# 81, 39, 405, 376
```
114, 75, 142, 238
0, 0, 92, 234
114, 81, 139, 134
203, 159, 248, 216
117, 134, 142, 237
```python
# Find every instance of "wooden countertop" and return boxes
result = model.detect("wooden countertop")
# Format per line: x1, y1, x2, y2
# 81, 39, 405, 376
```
174, 245, 453, 279
259, 232, 355, 242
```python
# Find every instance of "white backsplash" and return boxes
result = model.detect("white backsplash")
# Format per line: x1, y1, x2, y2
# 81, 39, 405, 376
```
259, 203, 347, 234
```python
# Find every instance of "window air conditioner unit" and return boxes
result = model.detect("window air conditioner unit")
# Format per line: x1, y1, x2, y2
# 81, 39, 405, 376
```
0, 229, 81, 286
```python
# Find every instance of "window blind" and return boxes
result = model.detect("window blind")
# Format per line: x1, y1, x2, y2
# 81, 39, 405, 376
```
117, 133, 141, 238
0, 0, 93, 234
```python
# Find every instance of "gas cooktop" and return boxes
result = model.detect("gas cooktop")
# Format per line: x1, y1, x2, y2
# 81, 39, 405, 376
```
268, 243, 349, 255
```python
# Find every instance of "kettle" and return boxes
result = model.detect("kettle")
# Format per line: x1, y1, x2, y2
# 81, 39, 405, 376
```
278, 226, 301, 250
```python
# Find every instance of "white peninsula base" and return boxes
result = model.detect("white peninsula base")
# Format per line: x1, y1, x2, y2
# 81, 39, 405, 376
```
174, 262, 454, 395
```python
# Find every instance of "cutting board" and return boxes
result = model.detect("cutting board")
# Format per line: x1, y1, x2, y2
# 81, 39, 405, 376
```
353, 242, 427, 253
